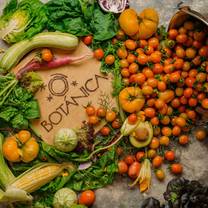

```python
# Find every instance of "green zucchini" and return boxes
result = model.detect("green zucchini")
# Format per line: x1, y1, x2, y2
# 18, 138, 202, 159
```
0, 32, 79, 73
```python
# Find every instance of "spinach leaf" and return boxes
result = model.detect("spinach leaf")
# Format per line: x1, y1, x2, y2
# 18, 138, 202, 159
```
46, 0, 118, 41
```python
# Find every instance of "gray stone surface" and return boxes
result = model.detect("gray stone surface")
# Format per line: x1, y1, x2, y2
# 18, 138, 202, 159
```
0, 0, 208, 208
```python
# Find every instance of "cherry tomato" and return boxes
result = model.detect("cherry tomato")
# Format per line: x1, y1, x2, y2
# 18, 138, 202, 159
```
176, 34, 188, 43
118, 160, 128, 174
142, 85, 153, 96
155, 169, 165, 181
193, 31, 205, 41
116, 29, 125, 40
128, 161, 140, 179
174, 58, 184, 69
96, 107, 106, 117
171, 98, 180, 108
184, 88, 193, 98
137, 53, 148, 65
124, 155, 136, 165
187, 110, 196, 120
199, 46, 208, 57
120, 59, 129, 68
100, 126, 110, 136
172, 125, 181, 136
117, 48, 128, 59
152, 156, 163, 168
168, 29, 178, 40
157, 81, 167, 92
147, 78, 158, 88
164, 64, 175, 74
161, 127, 172, 136
176, 117, 186, 127
128, 113, 138, 124
148, 37, 159, 49
79, 190, 95, 206
105, 55, 115, 65
144, 107, 155, 118
129, 63, 139, 74
150, 52, 161, 63
147, 149, 157, 159
88, 116, 99, 125
138, 40, 148, 48
150, 117, 159, 126
186, 48, 196, 59
150, 137, 160, 149
159, 136, 170, 146
195, 128, 207, 141
127, 54, 136, 63
136, 151, 145, 162
112, 119, 121, 129
171, 163, 183, 174
165, 150, 175, 161
169, 71, 181, 83
182, 61, 191, 71
94, 48, 104, 60
121, 68, 130, 78
183, 21, 194, 30
144, 45, 154, 55
201, 98, 208, 109
41, 48, 53, 62
179, 135, 189, 145
185, 77, 195, 87
105, 111, 116, 122
178, 27, 187, 34
160, 116, 170, 125
125, 39, 137, 50
83, 35, 93, 45
86, 106, 96, 116
176, 47, 185, 58
153, 63, 163, 74
143, 67, 154, 78
134, 73, 146, 85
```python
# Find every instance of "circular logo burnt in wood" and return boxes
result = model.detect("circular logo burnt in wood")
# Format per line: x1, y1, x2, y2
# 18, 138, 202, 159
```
48, 73, 69, 97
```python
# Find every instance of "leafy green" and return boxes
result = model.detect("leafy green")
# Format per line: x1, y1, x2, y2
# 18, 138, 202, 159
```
20, 72, 43, 94
46, 0, 118, 41
66, 146, 118, 191
0, 74, 40, 129
0, 0, 48, 44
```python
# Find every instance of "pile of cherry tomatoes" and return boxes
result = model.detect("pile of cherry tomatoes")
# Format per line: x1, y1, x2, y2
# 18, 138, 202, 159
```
92, 18, 208, 182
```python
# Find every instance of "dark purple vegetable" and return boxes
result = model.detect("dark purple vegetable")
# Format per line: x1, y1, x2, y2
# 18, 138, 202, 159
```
98, 0, 129, 13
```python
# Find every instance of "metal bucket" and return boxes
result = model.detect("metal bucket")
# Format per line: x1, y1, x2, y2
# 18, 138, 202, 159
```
168, 5, 208, 29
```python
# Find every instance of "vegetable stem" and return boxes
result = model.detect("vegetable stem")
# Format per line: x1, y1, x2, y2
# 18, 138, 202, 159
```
75, 134, 123, 162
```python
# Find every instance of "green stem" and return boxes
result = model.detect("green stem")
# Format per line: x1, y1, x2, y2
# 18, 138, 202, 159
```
116, 96, 125, 122
75, 134, 124, 162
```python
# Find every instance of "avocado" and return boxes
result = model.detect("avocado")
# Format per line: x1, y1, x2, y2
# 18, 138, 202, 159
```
129, 121, 153, 148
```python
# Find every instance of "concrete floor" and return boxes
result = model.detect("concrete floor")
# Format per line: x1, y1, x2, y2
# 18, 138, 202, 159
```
0, 0, 208, 208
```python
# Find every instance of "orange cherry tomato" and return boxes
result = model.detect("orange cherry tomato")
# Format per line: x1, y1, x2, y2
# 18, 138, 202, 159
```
105, 55, 115, 65
96, 107, 106, 117
127, 54, 136, 63
172, 125, 181, 136
176, 34, 188, 43
86, 106, 96, 116
168, 29, 178, 40
120, 59, 129, 68
134, 73, 146, 85
161, 127, 172, 136
100, 126, 111, 136
150, 52, 161, 63
88, 116, 99, 125
136, 151, 145, 162
105, 111, 116, 122
150, 137, 160, 149
138, 40, 148, 48
117, 48, 128, 59
164, 64, 175, 74
129, 63, 139, 74
169, 71, 181, 83
186, 48, 196, 59
147, 98, 156, 107
137, 53, 148, 65
121, 68, 130, 78
157, 81, 167, 92
179, 135, 189, 145
165, 150, 175, 161
124, 155, 136, 165
128, 161, 140, 179
150, 117, 159, 126
142, 85, 153, 95
201, 98, 208, 109
148, 37, 159, 49
171, 98, 180, 108
94, 48, 104, 60
142, 67, 154, 78
144, 45, 154, 55
79, 190, 95, 206
174, 58, 184, 69
147, 78, 158, 88
155, 99, 165, 109
125, 39, 137, 50
118, 160, 128, 174
176, 117, 186, 127
41, 48, 53, 62
159, 136, 170, 146
199, 46, 208, 57
155, 169, 165, 181
152, 155, 163, 168
185, 77, 195, 87
183, 88, 193, 98
112, 119, 121, 129
153, 63, 163, 74
171, 163, 183, 174
144, 107, 155, 118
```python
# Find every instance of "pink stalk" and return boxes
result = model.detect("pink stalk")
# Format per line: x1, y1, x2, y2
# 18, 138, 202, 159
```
16, 53, 92, 79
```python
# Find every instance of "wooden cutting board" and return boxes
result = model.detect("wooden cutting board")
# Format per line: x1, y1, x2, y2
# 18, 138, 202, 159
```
13, 42, 115, 144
